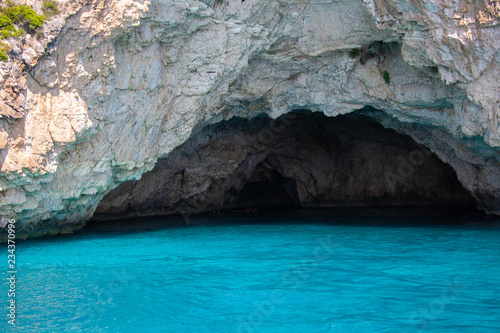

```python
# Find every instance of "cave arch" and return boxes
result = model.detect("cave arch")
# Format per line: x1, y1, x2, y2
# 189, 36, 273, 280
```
92, 110, 475, 222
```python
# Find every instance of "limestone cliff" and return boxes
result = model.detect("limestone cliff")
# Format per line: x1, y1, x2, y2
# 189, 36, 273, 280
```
0, 0, 499, 238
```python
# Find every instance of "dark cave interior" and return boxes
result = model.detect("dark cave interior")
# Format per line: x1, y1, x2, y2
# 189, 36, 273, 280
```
92, 110, 476, 222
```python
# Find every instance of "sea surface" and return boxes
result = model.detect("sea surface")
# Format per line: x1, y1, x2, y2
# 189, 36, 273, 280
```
2, 208, 500, 332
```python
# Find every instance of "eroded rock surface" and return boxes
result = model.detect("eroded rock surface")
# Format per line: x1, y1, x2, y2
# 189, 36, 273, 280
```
0, 0, 498, 238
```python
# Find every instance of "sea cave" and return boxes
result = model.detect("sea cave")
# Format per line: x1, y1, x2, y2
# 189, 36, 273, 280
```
0, 0, 499, 332
92, 110, 475, 222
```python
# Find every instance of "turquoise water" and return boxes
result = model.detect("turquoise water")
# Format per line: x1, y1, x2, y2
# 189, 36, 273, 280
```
3, 209, 500, 332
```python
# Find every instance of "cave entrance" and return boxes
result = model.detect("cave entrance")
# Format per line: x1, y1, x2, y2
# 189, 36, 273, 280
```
92, 110, 476, 222
222, 165, 300, 210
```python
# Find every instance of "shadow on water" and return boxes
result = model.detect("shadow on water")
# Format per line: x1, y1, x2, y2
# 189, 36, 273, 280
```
17, 206, 500, 245
41, 206, 497, 241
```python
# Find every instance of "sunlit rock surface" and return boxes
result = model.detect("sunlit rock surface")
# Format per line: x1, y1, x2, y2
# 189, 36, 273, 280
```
0, 0, 498, 238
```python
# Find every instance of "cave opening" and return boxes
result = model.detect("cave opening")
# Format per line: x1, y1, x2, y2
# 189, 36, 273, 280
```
221, 163, 300, 210
92, 110, 476, 222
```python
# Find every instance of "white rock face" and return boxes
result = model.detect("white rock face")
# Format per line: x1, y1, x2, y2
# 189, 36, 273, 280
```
0, 0, 499, 238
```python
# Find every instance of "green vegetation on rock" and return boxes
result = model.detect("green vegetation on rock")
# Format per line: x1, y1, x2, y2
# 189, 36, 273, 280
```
0, 41, 10, 60
1, 3, 45, 31
42, 0, 59, 18
0, 1, 47, 61
383, 71, 390, 84
349, 49, 360, 59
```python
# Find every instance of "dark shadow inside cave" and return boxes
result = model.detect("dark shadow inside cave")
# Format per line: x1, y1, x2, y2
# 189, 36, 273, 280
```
91, 110, 477, 222
222, 167, 300, 210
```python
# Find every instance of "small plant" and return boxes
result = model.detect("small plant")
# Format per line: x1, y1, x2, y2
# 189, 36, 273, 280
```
42, 0, 59, 18
349, 49, 360, 59
383, 71, 390, 84
0, 41, 11, 61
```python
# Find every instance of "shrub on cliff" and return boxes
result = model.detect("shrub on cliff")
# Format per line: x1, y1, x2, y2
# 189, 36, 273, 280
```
42, 0, 59, 18
1, 4, 45, 31
0, 1, 46, 61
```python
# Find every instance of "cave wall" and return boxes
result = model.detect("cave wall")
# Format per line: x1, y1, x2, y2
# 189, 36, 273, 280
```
366, 109, 500, 215
93, 112, 473, 221
0, 0, 498, 238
